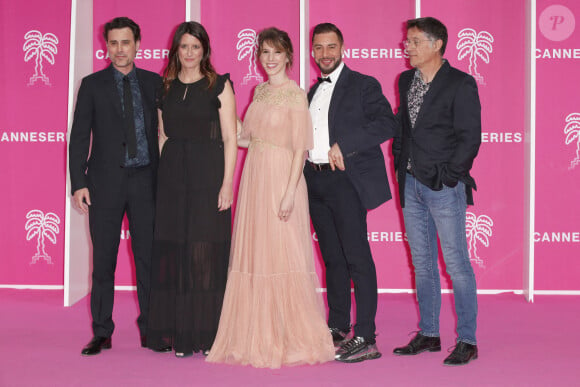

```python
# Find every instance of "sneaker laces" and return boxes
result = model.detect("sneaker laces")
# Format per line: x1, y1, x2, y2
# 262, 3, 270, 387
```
341, 337, 364, 352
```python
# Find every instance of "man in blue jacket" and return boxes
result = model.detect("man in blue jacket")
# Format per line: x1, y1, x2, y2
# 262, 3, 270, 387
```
305, 22, 396, 363
392, 17, 481, 366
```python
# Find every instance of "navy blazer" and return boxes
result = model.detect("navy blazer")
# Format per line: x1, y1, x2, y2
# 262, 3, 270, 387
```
69, 65, 162, 207
393, 61, 481, 207
308, 65, 396, 210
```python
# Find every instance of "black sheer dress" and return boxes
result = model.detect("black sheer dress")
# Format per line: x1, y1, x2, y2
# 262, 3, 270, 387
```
147, 74, 231, 354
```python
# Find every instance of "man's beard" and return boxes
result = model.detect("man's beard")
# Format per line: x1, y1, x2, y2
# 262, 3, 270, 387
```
317, 57, 342, 76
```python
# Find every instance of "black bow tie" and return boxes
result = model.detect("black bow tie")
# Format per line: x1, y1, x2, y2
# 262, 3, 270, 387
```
317, 77, 332, 84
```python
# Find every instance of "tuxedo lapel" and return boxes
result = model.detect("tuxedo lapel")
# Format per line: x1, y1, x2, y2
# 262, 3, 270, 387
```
307, 83, 319, 104
328, 66, 350, 137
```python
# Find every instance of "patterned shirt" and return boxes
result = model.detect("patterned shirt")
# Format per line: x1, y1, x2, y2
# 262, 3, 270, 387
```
407, 69, 431, 129
113, 67, 150, 167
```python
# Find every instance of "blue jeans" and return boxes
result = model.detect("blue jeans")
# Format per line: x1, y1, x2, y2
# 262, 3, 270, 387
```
402, 174, 477, 345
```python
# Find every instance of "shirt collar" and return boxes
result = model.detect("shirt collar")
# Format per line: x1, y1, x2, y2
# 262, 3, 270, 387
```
414, 59, 447, 85
324, 61, 345, 84
112, 65, 137, 82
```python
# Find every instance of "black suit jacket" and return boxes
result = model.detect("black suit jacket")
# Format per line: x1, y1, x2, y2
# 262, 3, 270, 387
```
393, 61, 481, 207
308, 65, 396, 210
69, 65, 162, 207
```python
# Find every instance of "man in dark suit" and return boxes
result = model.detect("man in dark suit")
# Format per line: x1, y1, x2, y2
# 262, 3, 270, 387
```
69, 17, 168, 356
392, 17, 481, 366
305, 23, 396, 363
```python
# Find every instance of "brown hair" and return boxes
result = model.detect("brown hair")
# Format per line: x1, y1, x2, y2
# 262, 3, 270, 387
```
258, 27, 294, 69
163, 21, 217, 94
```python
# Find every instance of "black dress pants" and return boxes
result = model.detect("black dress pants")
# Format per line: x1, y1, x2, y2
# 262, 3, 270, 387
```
304, 166, 378, 339
88, 166, 155, 338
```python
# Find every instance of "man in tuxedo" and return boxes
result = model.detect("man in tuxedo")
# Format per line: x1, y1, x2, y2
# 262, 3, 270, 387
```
305, 23, 396, 363
69, 17, 168, 356
392, 17, 481, 366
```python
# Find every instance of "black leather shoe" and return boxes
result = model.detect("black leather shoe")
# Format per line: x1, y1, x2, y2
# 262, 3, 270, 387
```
329, 327, 350, 345
81, 336, 111, 356
393, 332, 441, 355
140, 336, 172, 353
443, 341, 478, 366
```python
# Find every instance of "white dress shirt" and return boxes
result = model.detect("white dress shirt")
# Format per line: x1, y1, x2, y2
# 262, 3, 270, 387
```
308, 62, 345, 163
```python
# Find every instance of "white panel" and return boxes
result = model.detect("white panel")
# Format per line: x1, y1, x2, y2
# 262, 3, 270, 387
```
523, 0, 536, 303
300, 0, 309, 90
64, 0, 93, 307
187, 0, 201, 22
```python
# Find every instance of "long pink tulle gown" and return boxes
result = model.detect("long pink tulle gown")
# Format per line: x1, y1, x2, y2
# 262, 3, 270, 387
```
206, 80, 335, 368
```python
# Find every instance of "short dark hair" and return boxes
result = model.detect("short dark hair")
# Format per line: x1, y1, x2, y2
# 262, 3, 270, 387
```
406, 17, 447, 55
312, 23, 344, 45
104, 17, 141, 42
258, 27, 294, 68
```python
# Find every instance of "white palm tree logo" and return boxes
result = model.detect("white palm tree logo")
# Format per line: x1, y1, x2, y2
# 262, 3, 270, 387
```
237, 28, 263, 85
564, 112, 580, 170
23, 30, 59, 86
456, 28, 493, 85
465, 212, 493, 268
25, 210, 60, 264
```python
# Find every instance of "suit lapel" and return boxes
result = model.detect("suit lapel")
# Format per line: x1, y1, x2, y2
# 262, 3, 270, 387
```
105, 65, 124, 120
401, 71, 414, 130
413, 61, 450, 130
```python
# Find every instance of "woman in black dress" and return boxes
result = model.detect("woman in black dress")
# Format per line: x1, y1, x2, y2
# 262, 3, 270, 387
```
147, 21, 237, 357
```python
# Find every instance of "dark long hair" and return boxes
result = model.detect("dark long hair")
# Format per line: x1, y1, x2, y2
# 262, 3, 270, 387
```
163, 21, 217, 94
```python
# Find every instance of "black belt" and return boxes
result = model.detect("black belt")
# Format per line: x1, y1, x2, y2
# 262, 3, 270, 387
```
307, 160, 332, 171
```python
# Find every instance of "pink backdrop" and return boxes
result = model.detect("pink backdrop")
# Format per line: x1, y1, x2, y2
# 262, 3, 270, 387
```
91, 0, 184, 286
535, 0, 580, 291
422, 0, 527, 290
309, 0, 415, 289
0, 0, 70, 285
1, 1, 578, 294
201, 0, 301, 210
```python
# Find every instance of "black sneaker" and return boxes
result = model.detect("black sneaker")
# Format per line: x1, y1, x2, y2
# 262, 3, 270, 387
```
335, 337, 382, 363
443, 341, 478, 366
329, 327, 350, 346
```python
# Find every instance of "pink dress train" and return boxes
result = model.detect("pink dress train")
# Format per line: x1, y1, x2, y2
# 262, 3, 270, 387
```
206, 80, 335, 368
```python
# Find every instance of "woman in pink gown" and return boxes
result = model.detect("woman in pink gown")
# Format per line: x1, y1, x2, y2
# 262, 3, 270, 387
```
206, 27, 335, 368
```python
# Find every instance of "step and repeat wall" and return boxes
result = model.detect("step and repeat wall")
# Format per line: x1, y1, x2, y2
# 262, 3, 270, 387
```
535, 0, 580, 291
1, 0, 71, 287
1, 0, 578, 294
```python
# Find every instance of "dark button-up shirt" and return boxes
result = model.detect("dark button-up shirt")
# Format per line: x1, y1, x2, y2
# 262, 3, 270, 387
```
113, 67, 150, 167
